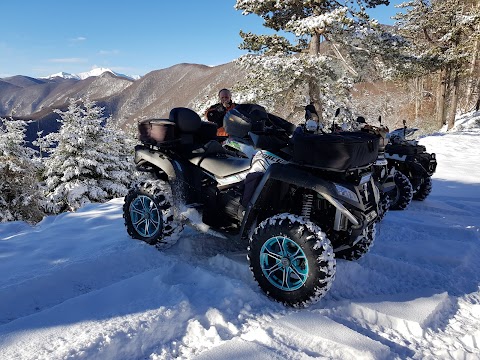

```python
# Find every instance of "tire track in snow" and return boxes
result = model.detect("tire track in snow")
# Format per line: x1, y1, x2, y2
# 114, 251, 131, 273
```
0, 245, 171, 326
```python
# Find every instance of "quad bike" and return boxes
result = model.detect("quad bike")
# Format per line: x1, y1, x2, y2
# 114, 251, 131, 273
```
222, 104, 382, 262
123, 105, 381, 307
355, 116, 413, 212
225, 106, 395, 220
385, 120, 437, 202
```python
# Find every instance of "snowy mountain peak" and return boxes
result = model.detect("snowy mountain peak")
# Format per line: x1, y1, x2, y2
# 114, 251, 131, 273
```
78, 67, 113, 79
45, 71, 80, 80
43, 68, 140, 81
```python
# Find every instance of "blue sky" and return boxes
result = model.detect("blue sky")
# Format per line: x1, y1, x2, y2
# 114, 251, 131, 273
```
0, 0, 405, 78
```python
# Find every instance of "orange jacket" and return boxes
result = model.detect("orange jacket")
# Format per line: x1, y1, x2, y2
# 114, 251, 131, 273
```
205, 102, 236, 136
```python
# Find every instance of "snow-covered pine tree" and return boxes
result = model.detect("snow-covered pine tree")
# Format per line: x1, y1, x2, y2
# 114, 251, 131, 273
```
394, 0, 480, 129
99, 117, 137, 198
0, 118, 44, 223
234, 0, 394, 125
41, 98, 135, 214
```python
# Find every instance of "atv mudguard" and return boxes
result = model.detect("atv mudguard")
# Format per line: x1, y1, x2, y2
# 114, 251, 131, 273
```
388, 156, 430, 190
405, 160, 432, 190
134, 145, 178, 180
239, 163, 361, 239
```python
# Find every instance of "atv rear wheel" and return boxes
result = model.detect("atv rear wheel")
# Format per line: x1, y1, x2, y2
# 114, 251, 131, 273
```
335, 223, 376, 261
123, 180, 183, 249
388, 171, 413, 210
413, 176, 432, 201
249, 214, 336, 307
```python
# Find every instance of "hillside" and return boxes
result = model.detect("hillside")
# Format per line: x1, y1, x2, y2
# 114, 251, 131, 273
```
100, 62, 244, 126
0, 63, 244, 143
0, 63, 242, 123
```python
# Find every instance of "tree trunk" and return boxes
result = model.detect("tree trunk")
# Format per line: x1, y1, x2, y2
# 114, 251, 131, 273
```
465, 37, 479, 109
414, 77, 423, 121
436, 68, 448, 128
465, 0, 480, 109
447, 69, 460, 130
475, 88, 480, 112
308, 79, 323, 123
308, 33, 323, 123
309, 33, 320, 56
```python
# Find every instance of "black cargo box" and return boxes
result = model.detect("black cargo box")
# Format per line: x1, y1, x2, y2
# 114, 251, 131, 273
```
292, 130, 379, 171
138, 119, 177, 146
385, 143, 426, 155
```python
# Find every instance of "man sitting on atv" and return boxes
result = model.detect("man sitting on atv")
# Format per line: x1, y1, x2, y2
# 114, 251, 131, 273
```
205, 88, 236, 137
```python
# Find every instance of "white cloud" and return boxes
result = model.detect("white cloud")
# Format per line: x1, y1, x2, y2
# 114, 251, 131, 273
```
70, 36, 87, 42
99, 49, 120, 55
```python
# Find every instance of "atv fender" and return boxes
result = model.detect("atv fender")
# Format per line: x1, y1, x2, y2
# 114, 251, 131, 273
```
408, 158, 429, 177
135, 146, 178, 181
406, 160, 430, 190
240, 163, 360, 239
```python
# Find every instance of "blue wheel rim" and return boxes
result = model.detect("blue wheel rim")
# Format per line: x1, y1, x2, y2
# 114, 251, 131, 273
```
260, 236, 309, 291
129, 195, 162, 238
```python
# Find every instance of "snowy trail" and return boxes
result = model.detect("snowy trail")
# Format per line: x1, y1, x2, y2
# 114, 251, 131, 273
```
1, 124, 480, 359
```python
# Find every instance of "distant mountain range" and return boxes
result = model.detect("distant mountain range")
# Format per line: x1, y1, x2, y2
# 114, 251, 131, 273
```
1, 60, 409, 148
0, 63, 243, 145
41, 68, 141, 81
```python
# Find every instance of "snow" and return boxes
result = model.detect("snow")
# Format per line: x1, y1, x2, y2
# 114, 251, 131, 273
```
1, 112, 480, 359
42, 68, 140, 81
43, 71, 80, 80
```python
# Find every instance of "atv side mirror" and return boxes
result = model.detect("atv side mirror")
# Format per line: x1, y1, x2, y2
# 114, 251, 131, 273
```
335, 108, 340, 117
378, 116, 382, 125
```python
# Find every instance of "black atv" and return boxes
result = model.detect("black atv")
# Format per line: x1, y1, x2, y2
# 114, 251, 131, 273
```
355, 116, 398, 218
385, 120, 437, 203
226, 107, 395, 221
123, 105, 380, 307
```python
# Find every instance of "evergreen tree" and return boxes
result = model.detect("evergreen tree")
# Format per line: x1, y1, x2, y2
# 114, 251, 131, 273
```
41, 98, 135, 214
394, 0, 480, 129
234, 0, 393, 124
0, 118, 44, 223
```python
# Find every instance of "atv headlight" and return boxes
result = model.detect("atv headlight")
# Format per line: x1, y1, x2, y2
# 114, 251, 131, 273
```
334, 183, 359, 202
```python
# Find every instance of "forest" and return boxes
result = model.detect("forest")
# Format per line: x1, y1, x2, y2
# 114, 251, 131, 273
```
234, 0, 480, 132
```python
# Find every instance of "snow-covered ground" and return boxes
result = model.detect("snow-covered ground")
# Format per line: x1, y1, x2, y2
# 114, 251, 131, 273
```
1, 112, 480, 360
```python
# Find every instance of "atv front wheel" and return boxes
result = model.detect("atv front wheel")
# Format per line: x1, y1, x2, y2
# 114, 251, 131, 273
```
123, 180, 183, 249
376, 194, 390, 222
335, 222, 377, 261
388, 171, 413, 210
249, 214, 336, 307
413, 176, 432, 201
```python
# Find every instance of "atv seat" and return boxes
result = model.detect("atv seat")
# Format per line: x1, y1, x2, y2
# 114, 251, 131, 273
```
188, 140, 252, 177
169, 108, 251, 177
169, 107, 218, 148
